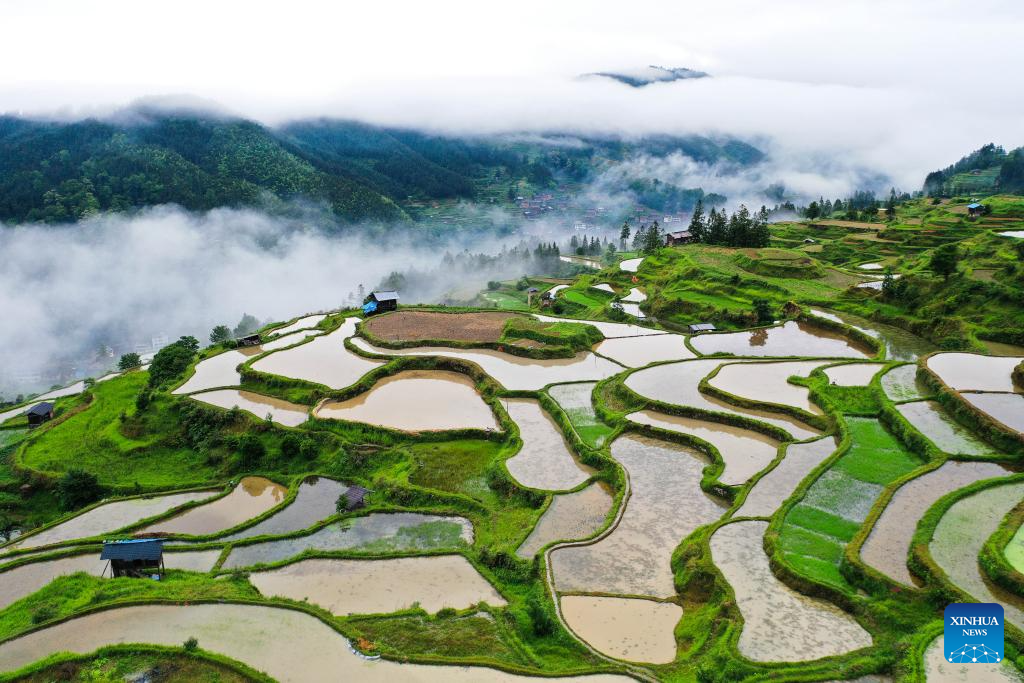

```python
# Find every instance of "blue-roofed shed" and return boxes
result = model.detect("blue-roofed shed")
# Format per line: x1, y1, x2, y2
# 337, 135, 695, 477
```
101, 539, 165, 578
967, 202, 984, 217
364, 291, 399, 315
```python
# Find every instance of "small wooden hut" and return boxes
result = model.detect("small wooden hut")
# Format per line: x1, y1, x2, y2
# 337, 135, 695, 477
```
101, 539, 165, 579
26, 402, 54, 427
237, 333, 262, 347
688, 323, 716, 333
342, 485, 370, 511
363, 291, 399, 315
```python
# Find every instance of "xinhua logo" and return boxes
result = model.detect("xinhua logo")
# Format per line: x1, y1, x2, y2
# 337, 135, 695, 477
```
944, 603, 1004, 664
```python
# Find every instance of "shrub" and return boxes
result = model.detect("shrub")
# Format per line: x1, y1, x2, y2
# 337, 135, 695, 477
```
280, 434, 301, 459
183, 636, 199, 652
526, 596, 555, 636
148, 336, 199, 388
237, 434, 266, 469
299, 437, 319, 460
117, 352, 142, 371
56, 469, 103, 511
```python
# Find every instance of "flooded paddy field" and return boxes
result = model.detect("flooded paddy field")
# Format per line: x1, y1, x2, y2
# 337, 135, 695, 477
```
314, 370, 498, 432
881, 365, 929, 402
809, 308, 935, 361
621, 287, 646, 303
624, 359, 822, 441
923, 634, 1023, 682
221, 477, 348, 541
269, 314, 326, 337
961, 392, 1024, 433
735, 437, 837, 518
363, 310, 515, 343
174, 330, 321, 394
560, 595, 681, 664
926, 353, 1022, 392
689, 320, 872, 359
139, 476, 287, 537
619, 257, 644, 272
2, 490, 217, 553
594, 334, 693, 367
503, 398, 592, 491
982, 339, 1024, 356
626, 409, 778, 486
551, 435, 726, 597
190, 389, 309, 427
516, 482, 613, 558
252, 318, 383, 389
710, 521, 872, 661
0, 603, 631, 682
618, 302, 644, 318
547, 382, 612, 447
1005, 523, 1024, 573
931, 480, 1024, 629
709, 360, 828, 414
779, 418, 921, 590
222, 513, 473, 569
249, 555, 505, 615
351, 337, 622, 390
591, 283, 615, 293
532, 314, 666, 338
823, 363, 884, 386
861, 461, 1009, 586
895, 401, 996, 455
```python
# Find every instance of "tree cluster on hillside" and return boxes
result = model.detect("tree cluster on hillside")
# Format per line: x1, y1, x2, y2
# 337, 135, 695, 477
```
147, 335, 199, 388
687, 202, 771, 247
922, 143, 1024, 196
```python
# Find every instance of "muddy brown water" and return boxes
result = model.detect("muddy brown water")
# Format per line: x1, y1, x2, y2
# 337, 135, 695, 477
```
926, 353, 1022, 392
735, 437, 837, 518
504, 398, 593, 490
895, 401, 996, 455
268, 314, 326, 337
191, 389, 309, 427
709, 360, 829, 414
251, 318, 382, 390
551, 435, 726, 598
2, 490, 217, 553
931, 480, 1024, 629
823, 363, 884, 386
809, 308, 935, 361
594, 334, 694, 367
881, 365, 930, 402
690, 320, 872, 359
0, 603, 631, 682
624, 359, 821, 441
560, 595, 681, 664
517, 482, 614, 558
249, 555, 505, 615
139, 477, 288, 537
315, 370, 499, 432
923, 634, 1023, 682
626, 410, 778, 486
220, 477, 348, 541
351, 337, 623, 390
547, 382, 607, 446
861, 461, 1009, 586
961, 392, 1024, 434
709, 520, 872, 661
0, 551, 223, 610
221, 513, 474, 569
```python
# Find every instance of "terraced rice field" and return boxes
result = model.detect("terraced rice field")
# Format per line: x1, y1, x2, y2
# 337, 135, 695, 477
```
546, 382, 613, 447
269, 314, 326, 337
516, 482, 613, 558
532, 314, 665, 338
251, 319, 382, 390
619, 257, 644, 272
779, 418, 922, 591
0, 489, 217, 553
926, 353, 1022, 392
735, 438, 837, 518
711, 521, 871, 661
823, 363, 883, 386
895, 401, 996, 455
881, 365, 929, 401
560, 595, 681, 664
314, 370, 499, 432
710, 360, 829, 413
930, 480, 1024, 629
220, 477, 348, 541
809, 308, 935, 361
175, 330, 321, 394
248, 556, 506, 615
624, 359, 821, 441
503, 398, 593, 490
1004, 522, 1024, 573
594, 334, 693, 367
222, 513, 473, 569
190, 388, 309, 426
961, 392, 1024, 433
362, 310, 515, 343
550, 435, 726, 597
923, 634, 1023, 682
626, 409, 779, 485
860, 461, 1009, 586
139, 476, 288, 537
689, 320, 872, 358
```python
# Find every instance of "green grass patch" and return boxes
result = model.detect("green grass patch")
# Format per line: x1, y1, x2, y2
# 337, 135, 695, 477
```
347, 613, 527, 666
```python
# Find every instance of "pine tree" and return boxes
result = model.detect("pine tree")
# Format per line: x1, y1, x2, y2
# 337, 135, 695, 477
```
688, 200, 705, 242
642, 221, 662, 254
619, 221, 631, 248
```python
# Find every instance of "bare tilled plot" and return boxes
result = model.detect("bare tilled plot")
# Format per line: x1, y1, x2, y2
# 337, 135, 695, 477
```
550, 435, 726, 597
363, 310, 517, 343
860, 460, 1008, 586
710, 520, 872, 662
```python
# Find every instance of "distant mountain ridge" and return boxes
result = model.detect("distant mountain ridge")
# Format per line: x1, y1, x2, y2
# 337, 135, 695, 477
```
585, 66, 709, 87
0, 109, 761, 224
923, 143, 1024, 196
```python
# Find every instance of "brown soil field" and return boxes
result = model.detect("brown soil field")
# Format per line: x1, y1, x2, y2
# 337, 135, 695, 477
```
364, 310, 520, 343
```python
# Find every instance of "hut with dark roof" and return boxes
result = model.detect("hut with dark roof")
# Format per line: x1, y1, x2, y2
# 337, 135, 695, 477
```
341, 485, 370, 511
100, 539, 165, 579
26, 402, 54, 427
237, 333, 262, 347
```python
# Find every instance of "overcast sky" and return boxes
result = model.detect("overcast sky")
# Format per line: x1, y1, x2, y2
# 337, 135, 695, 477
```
2, 0, 1023, 186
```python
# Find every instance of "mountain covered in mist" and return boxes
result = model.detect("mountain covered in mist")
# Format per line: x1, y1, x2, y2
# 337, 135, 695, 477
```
586, 66, 710, 87
923, 142, 1024, 196
0, 110, 762, 224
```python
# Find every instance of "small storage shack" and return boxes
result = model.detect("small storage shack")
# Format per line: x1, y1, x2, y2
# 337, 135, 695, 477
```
101, 539, 165, 579
237, 333, 262, 347
341, 485, 370, 511
967, 202, 984, 217
363, 291, 399, 315
664, 230, 694, 246
26, 402, 54, 427
688, 323, 717, 333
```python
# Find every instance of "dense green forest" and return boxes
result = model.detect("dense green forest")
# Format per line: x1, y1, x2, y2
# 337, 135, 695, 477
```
0, 111, 763, 224
923, 142, 1024, 196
